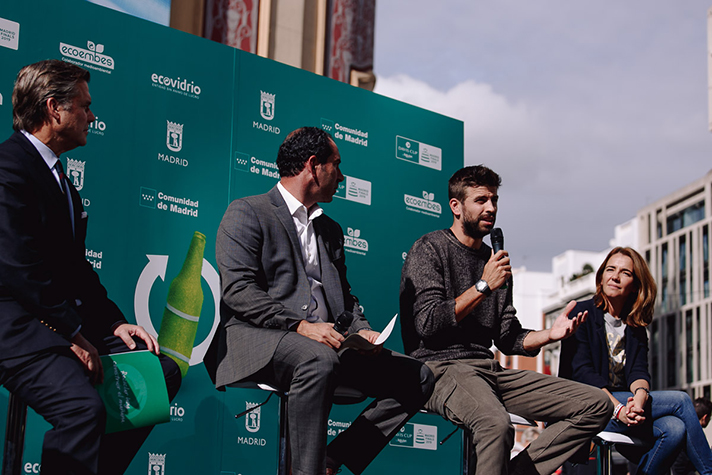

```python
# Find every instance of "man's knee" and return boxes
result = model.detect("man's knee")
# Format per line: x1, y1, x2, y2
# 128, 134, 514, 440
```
297, 343, 340, 382
585, 387, 614, 429
472, 411, 515, 448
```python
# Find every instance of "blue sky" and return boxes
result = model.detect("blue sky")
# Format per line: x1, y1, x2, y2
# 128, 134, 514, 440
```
373, 1, 712, 271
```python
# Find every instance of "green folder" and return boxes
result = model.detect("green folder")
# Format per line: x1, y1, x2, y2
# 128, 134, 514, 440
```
95, 350, 170, 434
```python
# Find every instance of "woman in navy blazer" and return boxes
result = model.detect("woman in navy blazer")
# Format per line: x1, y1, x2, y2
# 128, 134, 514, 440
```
565, 247, 712, 475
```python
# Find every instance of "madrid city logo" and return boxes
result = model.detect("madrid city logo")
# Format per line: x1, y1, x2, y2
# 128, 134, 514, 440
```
260, 90, 275, 120
245, 402, 261, 433
166, 121, 183, 152
66, 158, 85, 191
148, 453, 165, 475
404, 191, 442, 217
344, 227, 368, 255
59, 40, 114, 73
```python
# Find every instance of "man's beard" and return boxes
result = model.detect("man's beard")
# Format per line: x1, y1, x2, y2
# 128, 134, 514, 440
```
462, 211, 494, 240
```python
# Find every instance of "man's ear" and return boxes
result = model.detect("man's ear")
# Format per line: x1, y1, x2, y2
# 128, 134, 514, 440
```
449, 198, 461, 219
307, 155, 320, 186
701, 414, 710, 428
46, 97, 62, 123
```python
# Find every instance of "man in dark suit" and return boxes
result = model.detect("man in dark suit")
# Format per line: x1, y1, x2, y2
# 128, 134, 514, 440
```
0, 60, 181, 475
213, 127, 434, 475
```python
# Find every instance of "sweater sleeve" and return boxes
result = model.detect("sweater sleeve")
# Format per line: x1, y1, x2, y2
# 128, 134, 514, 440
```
400, 237, 459, 339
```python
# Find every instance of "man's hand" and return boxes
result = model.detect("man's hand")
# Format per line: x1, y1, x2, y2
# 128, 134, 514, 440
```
480, 250, 511, 291
70, 332, 103, 384
113, 323, 160, 355
548, 300, 588, 342
357, 329, 383, 355
523, 300, 587, 351
297, 321, 344, 349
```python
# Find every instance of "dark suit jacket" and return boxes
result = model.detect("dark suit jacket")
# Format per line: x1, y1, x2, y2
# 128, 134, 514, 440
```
559, 298, 650, 389
211, 186, 371, 388
0, 132, 124, 358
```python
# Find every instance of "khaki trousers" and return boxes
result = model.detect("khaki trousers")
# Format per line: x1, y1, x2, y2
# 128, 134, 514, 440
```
426, 359, 612, 475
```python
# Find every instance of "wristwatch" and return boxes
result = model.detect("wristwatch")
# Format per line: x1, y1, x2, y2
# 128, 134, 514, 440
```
475, 279, 492, 297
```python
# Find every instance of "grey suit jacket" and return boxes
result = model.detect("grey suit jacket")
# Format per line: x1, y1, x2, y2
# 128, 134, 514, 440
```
212, 186, 370, 388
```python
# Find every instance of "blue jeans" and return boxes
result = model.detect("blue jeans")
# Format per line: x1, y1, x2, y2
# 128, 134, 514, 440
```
606, 390, 712, 475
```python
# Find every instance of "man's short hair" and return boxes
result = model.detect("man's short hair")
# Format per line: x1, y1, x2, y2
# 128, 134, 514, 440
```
448, 165, 502, 203
12, 60, 91, 133
694, 397, 712, 420
276, 127, 335, 177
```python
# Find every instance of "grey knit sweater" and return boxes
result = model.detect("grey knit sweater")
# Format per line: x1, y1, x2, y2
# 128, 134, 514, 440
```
400, 229, 537, 362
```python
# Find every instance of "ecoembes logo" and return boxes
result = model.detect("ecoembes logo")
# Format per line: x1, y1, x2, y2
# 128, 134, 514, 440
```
59, 40, 114, 74
344, 227, 368, 256
151, 73, 202, 100
404, 191, 442, 218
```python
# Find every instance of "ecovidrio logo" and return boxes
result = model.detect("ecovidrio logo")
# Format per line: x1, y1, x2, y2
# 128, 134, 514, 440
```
150, 73, 202, 99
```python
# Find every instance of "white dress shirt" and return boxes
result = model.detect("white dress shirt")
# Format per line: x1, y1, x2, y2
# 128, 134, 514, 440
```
277, 182, 329, 323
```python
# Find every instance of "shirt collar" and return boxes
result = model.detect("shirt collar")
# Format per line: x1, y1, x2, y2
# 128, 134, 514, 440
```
21, 130, 59, 171
277, 182, 323, 223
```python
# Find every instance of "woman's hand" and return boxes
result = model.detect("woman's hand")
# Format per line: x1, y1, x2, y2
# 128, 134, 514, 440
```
625, 396, 646, 426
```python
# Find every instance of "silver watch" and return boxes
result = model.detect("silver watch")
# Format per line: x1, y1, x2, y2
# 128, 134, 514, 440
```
475, 279, 492, 297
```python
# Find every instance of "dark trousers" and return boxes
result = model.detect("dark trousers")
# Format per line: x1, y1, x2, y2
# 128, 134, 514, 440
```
252, 332, 434, 475
0, 336, 181, 475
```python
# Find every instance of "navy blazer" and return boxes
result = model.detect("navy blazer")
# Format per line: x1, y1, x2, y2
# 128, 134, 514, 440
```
0, 132, 125, 358
560, 298, 650, 389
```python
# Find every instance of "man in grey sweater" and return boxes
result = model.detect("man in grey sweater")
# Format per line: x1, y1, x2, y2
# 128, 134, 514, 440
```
400, 165, 612, 475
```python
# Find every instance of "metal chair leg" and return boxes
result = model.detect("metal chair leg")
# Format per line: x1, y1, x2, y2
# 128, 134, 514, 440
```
2, 392, 27, 475
277, 396, 289, 475
597, 443, 612, 475
462, 428, 475, 475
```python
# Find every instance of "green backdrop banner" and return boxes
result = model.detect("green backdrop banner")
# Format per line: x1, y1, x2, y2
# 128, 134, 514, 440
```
0, 1, 464, 473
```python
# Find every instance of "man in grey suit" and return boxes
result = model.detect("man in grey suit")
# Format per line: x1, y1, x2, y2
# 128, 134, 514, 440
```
213, 127, 434, 475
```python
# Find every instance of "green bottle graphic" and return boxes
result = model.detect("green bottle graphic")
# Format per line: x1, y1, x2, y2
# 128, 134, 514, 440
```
158, 231, 205, 377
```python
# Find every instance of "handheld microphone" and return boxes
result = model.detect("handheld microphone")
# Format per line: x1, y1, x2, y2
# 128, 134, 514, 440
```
490, 228, 504, 253
334, 311, 354, 335
490, 228, 508, 289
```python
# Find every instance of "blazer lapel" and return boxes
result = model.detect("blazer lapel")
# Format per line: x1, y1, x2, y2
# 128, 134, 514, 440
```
268, 186, 305, 269
16, 133, 75, 240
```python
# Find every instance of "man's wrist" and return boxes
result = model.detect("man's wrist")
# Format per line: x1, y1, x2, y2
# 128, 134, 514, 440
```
475, 279, 492, 297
